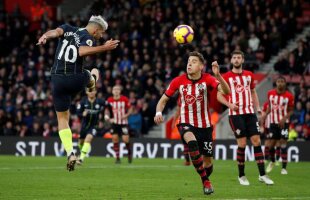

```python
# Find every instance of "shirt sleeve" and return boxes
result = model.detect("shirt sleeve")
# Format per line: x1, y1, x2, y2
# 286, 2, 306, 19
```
250, 72, 256, 89
288, 93, 294, 107
206, 75, 220, 89
263, 101, 268, 112
80, 34, 95, 47
164, 78, 179, 97
76, 99, 85, 117
58, 24, 69, 33
125, 97, 131, 109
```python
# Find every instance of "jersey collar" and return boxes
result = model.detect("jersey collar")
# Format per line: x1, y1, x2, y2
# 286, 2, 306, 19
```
186, 73, 202, 83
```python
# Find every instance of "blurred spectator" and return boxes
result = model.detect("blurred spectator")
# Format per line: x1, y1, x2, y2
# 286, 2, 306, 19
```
291, 101, 306, 125
128, 107, 143, 137
248, 33, 260, 52
3, 121, 17, 136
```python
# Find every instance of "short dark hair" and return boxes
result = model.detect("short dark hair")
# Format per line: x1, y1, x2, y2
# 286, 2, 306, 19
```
276, 75, 286, 82
189, 51, 205, 64
231, 50, 244, 58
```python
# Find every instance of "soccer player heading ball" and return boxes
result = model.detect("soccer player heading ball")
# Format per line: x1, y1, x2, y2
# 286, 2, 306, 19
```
37, 15, 119, 171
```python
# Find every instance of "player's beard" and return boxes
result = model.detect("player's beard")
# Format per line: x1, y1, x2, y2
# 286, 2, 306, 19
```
277, 85, 286, 92
233, 63, 242, 69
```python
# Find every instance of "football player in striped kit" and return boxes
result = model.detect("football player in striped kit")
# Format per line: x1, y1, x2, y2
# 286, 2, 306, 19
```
217, 50, 274, 185
107, 85, 133, 164
154, 51, 231, 195
261, 76, 294, 175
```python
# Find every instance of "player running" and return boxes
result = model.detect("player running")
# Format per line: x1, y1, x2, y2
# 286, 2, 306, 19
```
37, 15, 119, 171
154, 51, 231, 195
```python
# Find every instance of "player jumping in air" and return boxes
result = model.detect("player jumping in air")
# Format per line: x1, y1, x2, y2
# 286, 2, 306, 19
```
37, 15, 119, 171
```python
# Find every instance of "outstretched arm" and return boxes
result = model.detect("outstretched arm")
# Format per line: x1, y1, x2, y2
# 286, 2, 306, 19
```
212, 61, 230, 95
37, 28, 64, 45
79, 39, 120, 56
154, 94, 170, 125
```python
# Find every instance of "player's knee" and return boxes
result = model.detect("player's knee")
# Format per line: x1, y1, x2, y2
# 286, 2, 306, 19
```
183, 132, 195, 143
85, 134, 93, 143
250, 136, 261, 146
112, 135, 119, 143
237, 139, 247, 147
122, 135, 129, 142
204, 158, 213, 166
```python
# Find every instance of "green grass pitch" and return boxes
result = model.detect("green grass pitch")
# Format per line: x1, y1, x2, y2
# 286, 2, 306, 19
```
0, 156, 309, 200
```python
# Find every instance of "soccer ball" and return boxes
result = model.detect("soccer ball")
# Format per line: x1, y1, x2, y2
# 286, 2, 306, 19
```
173, 25, 194, 44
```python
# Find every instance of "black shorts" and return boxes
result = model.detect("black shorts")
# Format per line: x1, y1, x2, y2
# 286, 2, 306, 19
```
229, 114, 260, 138
79, 126, 97, 139
110, 124, 129, 136
51, 72, 89, 112
268, 123, 289, 140
264, 128, 272, 139
177, 123, 213, 157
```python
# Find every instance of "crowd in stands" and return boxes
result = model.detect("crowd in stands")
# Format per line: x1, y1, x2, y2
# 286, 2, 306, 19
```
274, 37, 310, 75
288, 78, 310, 141
0, 0, 305, 138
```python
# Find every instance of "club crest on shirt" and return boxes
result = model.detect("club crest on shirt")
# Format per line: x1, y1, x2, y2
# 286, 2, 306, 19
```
86, 39, 93, 46
197, 83, 205, 91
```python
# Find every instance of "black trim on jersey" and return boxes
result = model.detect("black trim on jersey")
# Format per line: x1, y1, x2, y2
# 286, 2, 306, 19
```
164, 92, 172, 98
186, 73, 203, 83
230, 69, 244, 75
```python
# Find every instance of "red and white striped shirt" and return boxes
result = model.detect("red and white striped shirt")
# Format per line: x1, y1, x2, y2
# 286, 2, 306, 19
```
267, 89, 294, 124
165, 73, 219, 128
107, 95, 131, 125
262, 101, 270, 129
222, 70, 255, 116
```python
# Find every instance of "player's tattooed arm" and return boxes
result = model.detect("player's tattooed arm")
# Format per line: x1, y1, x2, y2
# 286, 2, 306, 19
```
37, 28, 64, 45
79, 39, 120, 56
